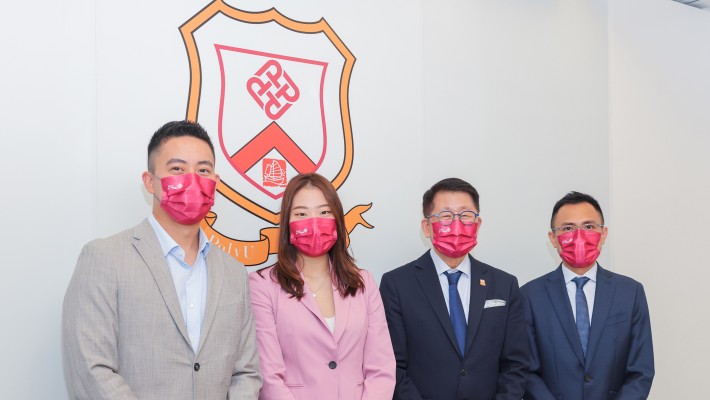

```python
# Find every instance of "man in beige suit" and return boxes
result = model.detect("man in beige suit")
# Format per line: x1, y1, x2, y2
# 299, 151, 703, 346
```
62, 120, 261, 399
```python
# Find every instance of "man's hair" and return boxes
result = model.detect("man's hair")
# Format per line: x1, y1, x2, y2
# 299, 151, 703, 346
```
147, 120, 215, 172
550, 191, 604, 229
422, 178, 480, 216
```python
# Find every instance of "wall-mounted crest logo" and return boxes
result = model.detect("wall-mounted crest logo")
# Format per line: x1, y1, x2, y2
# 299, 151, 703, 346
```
180, 1, 372, 266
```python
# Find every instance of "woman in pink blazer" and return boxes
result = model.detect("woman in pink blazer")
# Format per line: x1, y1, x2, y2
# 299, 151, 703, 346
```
249, 173, 395, 400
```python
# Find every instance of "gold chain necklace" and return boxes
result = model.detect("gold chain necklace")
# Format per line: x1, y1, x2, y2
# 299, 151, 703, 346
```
308, 273, 330, 298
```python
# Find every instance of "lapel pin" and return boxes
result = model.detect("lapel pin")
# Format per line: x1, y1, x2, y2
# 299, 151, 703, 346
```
480, 279, 486, 286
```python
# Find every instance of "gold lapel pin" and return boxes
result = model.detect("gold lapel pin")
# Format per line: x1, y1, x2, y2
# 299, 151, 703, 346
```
480, 279, 486, 286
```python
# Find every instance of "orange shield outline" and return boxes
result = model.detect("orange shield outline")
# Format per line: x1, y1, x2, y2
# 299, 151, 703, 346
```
180, 0, 355, 225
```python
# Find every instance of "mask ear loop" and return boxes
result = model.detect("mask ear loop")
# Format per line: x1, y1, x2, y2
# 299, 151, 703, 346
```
152, 173, 163, 202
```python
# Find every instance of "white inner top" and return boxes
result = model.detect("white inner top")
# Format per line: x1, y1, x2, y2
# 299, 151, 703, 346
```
324, 316, 335, 334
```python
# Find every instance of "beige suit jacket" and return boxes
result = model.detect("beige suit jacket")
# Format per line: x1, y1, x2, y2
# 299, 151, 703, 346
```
62, 219, 261, 399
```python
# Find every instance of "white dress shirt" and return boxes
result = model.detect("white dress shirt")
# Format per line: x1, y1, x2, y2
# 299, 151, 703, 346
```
148, 215, 210, 351
562, 263, 597, 324
431, 249, 471, 322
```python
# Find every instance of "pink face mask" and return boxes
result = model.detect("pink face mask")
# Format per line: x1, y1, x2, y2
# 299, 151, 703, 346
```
556, 229, 601, 268
289, 217, 338, 257
158, 173, 217, 225
431, 220, 479, 258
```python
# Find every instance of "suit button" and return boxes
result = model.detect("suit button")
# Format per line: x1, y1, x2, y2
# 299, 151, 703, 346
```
194, 363, 200, 371
460, 369, 467, 376
584, 375, 591, 382
328, 361, 337, 369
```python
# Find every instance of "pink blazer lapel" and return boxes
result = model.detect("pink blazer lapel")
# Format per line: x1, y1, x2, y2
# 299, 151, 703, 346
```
299, 291, 324, 320
332, 285, 351, 343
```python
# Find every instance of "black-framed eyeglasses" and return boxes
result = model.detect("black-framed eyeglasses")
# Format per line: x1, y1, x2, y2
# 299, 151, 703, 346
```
426, 210, 480, 226
552, 223, 604, 234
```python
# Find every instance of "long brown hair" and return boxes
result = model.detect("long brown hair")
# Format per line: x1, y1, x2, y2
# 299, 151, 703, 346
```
258, 173, 364, 299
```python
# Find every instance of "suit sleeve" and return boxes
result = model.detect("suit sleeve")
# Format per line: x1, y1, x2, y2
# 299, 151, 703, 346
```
616, 283, 654, 400
62, 243, 138, 400
248, 272, 298, 400
521, 288, 556, 400
361, 270, 396, 400
227, 266, 263, 399
379, 272, 424, 400
495, 277, 531, 400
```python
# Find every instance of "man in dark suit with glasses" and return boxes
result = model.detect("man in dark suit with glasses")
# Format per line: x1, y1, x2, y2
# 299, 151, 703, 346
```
380, 177, 529, 400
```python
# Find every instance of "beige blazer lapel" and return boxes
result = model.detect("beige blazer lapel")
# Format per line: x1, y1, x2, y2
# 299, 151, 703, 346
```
131, 219, 192, 347
197, 249, 225, 354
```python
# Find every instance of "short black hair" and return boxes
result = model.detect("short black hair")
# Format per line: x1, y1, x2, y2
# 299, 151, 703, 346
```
422, 178, 480, 216
550, 191, 604, 229
147, 120, 215, 172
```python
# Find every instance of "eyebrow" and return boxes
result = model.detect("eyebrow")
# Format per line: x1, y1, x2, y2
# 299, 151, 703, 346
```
165, 158, 214, 168
292, 204, 330, 210
166, 158, 187, 165
437, 207, 477, 213
561, 219, 599, 225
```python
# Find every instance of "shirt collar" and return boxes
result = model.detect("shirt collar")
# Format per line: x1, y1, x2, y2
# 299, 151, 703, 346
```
562, 262, 598, 284
429, 249, 471, 277
148, 214, 211, 259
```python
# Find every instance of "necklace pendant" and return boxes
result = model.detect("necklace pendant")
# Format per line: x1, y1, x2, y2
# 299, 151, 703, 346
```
312, 293, 317, 298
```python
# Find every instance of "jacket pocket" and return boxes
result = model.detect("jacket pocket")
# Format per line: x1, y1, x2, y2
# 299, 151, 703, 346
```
605, 313, 627, 326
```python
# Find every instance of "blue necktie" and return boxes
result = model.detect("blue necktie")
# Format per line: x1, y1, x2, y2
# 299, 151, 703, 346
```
573, 276, 591, 357
445, 270, 466, 356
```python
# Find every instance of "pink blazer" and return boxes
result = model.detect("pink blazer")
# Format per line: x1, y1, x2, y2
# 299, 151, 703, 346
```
249, 267, 395, 400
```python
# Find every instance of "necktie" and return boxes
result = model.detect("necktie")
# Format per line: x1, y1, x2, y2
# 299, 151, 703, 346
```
573, 276, 591, 357
445, 270, 466, 356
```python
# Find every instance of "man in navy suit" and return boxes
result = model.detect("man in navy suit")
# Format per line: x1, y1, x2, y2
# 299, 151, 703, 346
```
380, 178, 529, 400
522, 191, 654, 399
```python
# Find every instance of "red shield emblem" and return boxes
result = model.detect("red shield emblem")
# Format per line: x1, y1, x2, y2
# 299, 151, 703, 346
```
216, 46, 328, 200
181, 3, 355, 224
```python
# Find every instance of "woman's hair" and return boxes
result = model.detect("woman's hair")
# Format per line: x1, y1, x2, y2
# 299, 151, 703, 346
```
258, 173, 364, 299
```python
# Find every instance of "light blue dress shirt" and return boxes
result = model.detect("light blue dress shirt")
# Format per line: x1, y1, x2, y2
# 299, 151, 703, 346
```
431, 249, 472, 322
148, 215, 210, 351
562, 263, 597, 324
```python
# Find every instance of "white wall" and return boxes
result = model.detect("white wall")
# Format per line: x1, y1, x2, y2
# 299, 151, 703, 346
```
0, 1, 96, 398
3, 0, 707, 398
609, 1, 710, 398
421, 0, 610, 285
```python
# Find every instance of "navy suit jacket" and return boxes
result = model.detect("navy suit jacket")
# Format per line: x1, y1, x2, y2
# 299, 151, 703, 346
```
521, 265, 654, 400
380, 252, 529, 400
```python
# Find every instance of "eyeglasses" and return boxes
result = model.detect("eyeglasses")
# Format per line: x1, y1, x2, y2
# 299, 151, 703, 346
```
426, 210, 480, 226
552, 224, 604, 234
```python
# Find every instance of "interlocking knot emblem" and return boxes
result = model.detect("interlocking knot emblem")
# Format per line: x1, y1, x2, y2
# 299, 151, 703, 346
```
247, 59, 300, 120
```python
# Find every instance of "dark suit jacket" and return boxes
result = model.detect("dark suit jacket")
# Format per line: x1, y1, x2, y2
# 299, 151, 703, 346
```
521, 265, 654, 400
380, 251, 529, 400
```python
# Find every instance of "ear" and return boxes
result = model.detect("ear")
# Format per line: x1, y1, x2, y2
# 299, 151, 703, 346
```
421, 218, 432, 239
142, 171, 157, 195
214, 174, 221, 185
598, 226, 609, 248
548, 230, 560, 251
